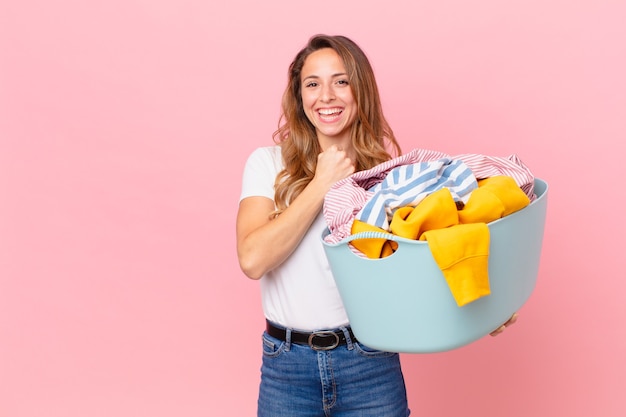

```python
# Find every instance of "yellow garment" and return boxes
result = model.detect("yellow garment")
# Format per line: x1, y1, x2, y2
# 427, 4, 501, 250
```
390, 188, 459, 240
458, 176, 530, 224
350, 220, 398, 259
390, 188, 491, 306
419, 224, 491, 306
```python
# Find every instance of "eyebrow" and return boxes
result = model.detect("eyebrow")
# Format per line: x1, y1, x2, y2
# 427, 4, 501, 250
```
302, 73, 348, 82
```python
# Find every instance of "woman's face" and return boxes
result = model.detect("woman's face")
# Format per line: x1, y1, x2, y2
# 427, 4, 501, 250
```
300, 48, 357, 149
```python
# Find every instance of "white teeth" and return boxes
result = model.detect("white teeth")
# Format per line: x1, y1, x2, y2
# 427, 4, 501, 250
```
319, 108, 342, 115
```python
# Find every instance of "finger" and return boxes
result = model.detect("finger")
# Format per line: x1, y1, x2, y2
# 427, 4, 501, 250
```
504, 312, 519, 327
490, 325, 506, 337
489, 313, 519, 337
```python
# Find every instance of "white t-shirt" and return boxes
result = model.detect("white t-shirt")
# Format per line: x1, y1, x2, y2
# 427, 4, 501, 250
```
239, 146, 349, 331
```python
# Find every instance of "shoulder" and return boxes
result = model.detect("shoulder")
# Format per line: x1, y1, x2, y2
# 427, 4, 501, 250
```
240, 146, 283, 201
245, 146, 283, 170
248, 145, 282, 161
246, 146, 283, 172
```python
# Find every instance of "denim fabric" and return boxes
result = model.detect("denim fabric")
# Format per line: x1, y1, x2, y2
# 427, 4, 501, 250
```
257, 327, 410, 417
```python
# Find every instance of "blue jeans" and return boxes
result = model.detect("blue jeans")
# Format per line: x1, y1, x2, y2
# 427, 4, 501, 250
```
257, 326, 410, 417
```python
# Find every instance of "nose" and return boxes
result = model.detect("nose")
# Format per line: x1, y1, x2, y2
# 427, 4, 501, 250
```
320, 84, 335, 103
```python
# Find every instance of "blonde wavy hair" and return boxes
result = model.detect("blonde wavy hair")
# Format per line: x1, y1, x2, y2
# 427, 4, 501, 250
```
273, 34, 401, 215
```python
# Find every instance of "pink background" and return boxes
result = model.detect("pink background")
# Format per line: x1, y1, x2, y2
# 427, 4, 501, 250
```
1, 1, 625, 416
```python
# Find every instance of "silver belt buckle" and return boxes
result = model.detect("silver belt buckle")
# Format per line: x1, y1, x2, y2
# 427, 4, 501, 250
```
308, 331, 340, 351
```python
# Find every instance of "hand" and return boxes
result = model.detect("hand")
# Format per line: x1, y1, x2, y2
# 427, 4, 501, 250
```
313, 145, 355, 189
489, 312, 518, 337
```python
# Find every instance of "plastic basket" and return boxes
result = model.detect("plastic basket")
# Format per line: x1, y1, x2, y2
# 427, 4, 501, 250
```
321, 179, 548, 353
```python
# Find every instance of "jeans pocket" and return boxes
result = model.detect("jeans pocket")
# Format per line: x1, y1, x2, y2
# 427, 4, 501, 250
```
262, 332, 286, 358
355, 342, 397, 358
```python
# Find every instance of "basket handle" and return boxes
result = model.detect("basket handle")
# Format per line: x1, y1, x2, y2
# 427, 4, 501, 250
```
338, 231, 417, 244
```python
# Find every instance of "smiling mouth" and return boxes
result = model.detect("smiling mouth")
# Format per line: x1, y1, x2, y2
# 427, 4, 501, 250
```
318, 108, 343, 121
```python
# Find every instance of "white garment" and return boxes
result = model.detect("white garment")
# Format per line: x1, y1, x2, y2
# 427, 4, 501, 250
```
239, 146, 349, 331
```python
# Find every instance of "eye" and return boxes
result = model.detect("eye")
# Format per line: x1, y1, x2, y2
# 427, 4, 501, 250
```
337, 79, 349, 86
305, 81, 318, 88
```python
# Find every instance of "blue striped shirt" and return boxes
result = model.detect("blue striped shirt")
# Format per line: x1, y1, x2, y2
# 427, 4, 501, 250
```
356, 158, 478, 229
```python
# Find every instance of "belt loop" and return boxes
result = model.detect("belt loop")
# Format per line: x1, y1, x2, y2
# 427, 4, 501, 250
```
340, 326, 355, 350
285, 328, 292, 351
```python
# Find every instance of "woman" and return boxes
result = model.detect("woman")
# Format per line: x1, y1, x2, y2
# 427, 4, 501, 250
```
236, 34, 409, 416
236, 34, 515, 416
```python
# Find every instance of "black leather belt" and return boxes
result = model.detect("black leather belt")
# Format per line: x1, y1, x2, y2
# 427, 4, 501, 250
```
266, 320, 357, 351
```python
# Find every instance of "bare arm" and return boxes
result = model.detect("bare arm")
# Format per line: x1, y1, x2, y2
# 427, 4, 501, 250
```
236, 145, 354, 279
